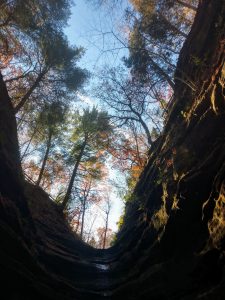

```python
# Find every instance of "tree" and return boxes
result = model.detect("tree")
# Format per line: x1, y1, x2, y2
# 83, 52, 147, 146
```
109, 126, 148, 201
0, 0, 71, 58
163, 0, 197, 12
12, 32, 87, 113
68, 167, 108, 242
101, 196, 112, 249
1, 1, 88, 115
125, 0, 197, 86
34, 101, 67, 186
61, 107, 113, 210
85, 0, 123, 9
75, 177, 100, 240
19, 101, 67, 188
88, 236, 97, 248
96, 227, 114, 249
109, 127, 147, 169
95, 66, 164, 146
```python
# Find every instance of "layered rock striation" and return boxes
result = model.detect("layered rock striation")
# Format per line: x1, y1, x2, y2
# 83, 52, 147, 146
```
0, 0, 225, 299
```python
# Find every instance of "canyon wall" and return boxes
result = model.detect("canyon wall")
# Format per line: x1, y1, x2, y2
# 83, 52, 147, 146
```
0, 0, 224, 299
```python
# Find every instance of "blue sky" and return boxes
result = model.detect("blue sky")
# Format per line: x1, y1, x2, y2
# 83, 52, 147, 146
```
65, 0, 129, 72
64, 0, 129, 233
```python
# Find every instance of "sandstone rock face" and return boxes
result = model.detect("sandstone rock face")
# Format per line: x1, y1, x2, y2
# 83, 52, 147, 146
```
0, 0, 225, 299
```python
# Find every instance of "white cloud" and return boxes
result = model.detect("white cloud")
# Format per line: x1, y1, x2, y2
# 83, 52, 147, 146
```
77, 92, 96, 106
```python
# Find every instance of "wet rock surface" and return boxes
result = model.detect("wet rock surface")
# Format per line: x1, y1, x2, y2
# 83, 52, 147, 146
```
0, 0, 225, 299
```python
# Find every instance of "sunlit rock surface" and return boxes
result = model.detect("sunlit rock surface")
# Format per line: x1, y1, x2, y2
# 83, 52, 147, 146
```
0, 0, 225, 299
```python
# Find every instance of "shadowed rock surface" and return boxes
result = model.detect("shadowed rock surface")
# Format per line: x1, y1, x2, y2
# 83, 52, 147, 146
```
0, 0, 225, 299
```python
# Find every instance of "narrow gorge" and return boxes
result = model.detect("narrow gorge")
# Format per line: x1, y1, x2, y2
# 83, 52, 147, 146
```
0, 0, 225, 299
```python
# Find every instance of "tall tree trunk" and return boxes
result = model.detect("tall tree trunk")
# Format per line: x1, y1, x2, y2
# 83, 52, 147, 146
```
175, 0, 197, 12
139, 117, 153, 146
36, 131, 52, 186
80, 199, 86, 240
86, 215, 97, 243
17, 110, 27, 130
14, 68, 47, 114
149, 56, 175, 90
20, 125, 38, 162
159, 13, 188, 38
75, 209, 82, 233
103, 212, 109, 249
80, 180, 92, 240
61, 140, 87, 210
128, 102, 153, 146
